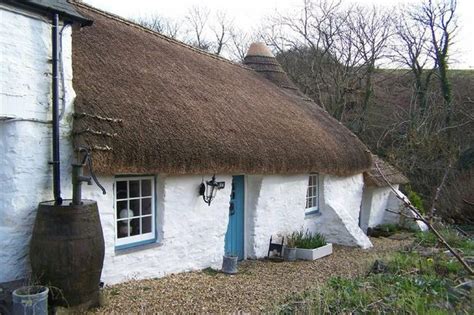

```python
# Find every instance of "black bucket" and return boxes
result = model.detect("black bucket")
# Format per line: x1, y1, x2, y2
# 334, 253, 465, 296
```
30, 200, 105, 309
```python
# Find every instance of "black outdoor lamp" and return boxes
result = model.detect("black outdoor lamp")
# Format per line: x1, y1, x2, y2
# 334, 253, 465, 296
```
199, 174, 225, 206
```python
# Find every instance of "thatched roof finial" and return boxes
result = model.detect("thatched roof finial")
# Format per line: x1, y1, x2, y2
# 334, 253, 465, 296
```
246, 42, 275, 58
243, 42, 302, 95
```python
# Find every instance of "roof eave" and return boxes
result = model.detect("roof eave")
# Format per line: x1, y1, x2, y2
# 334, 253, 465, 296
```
4, 0, 93, 26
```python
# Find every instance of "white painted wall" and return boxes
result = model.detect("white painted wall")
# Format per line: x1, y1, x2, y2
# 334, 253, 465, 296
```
79, 174, 232, 285
246, 173, 373, 259
87, 172, 374, 284
305, 174, 373, 249
0, 5, 75, 283
246, 175, 308, 258
360, 185, 398, 232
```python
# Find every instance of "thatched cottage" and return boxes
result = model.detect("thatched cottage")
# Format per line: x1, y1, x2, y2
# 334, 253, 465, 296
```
0, 0, 412, 287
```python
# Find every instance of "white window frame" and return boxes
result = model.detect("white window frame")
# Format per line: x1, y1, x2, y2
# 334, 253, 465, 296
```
305, 173, 320, 215
114, 176, 156, 248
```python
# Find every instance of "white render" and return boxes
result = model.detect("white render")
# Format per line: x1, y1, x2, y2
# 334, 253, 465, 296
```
359, 185, 428, 232
305, 174, 373, 249
295, 243, 333, 260
79, 172, 371, 284
246, 174, 373, 259
246, 175, 308, 258
360, 185, 400, 232
0, 4, 76, 283
79, 174, 232, 284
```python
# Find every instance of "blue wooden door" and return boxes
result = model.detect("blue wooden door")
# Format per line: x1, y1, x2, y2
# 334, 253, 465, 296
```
225, 175, 245, 260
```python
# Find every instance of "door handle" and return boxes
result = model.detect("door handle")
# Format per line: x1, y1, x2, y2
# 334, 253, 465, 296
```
229, 203, 235, 216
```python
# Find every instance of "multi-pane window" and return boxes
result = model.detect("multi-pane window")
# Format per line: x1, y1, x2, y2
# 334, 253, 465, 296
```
115, 176, 155, 248
305, 173, 319, 215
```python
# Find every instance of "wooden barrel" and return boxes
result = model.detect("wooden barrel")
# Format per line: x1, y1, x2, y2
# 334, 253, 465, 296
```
30, 200, 105, 309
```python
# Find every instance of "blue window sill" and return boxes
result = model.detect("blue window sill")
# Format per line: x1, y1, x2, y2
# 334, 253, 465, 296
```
115, 238, 159, 255
305, 209, 321, 217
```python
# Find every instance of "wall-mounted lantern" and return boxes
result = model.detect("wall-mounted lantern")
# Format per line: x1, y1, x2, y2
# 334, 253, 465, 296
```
199, 175, 225, 206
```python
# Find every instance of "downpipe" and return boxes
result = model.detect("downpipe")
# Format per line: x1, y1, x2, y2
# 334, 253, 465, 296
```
51, 13, 62, 205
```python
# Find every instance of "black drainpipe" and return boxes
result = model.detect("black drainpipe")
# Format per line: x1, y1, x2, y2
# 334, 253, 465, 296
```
52, 13, 62, 205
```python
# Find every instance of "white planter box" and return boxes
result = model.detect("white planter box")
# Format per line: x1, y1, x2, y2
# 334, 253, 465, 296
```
295, 243, 333, 260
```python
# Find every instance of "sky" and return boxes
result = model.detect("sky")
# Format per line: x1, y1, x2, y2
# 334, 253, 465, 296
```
83, 0, 474, 69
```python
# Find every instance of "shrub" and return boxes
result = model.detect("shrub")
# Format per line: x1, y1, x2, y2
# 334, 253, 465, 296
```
405, 185, 426, 214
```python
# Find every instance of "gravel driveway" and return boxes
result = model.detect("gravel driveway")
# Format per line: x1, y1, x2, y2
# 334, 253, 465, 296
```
90, 237, 411, 314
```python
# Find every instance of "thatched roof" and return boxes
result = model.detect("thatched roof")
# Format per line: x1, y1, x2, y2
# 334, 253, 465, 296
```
71, 3, 372, 176
364, 155, 409, 187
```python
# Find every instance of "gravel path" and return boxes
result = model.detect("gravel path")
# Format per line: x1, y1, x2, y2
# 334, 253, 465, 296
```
91, 237, 411, 314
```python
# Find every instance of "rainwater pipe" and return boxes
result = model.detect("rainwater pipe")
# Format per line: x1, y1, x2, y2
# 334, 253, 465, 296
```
51, 13, 62, 205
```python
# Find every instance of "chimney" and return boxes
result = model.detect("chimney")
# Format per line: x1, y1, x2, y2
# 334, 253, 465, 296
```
243, 42, 299, 92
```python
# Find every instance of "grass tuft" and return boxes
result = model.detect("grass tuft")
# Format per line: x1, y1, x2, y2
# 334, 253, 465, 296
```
276, 228, 474, 314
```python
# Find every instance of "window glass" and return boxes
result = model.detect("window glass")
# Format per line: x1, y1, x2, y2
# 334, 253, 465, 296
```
129, 180, 140, 198
305, 174, 319, 214
142, 180, 152, 196
115, 177, 155, 248
142, 198, 152, 215
116, 181, 127, 199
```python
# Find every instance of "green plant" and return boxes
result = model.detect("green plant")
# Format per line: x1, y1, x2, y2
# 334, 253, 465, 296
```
287, 230, 327, 249
275, 250, 472, 314
374, 223, 401, 233
415, 227, 474, 255
405, 185, 425, 214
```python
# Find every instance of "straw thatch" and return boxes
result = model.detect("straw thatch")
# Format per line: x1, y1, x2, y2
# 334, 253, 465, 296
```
243, 43, 306, 98
364, 155, 409, 187
71, 3, 372, 176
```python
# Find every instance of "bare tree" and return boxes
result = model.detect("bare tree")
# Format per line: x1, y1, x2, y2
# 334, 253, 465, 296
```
260, 0, 354, 115
393, 8, 435, 122
132, 14, 181, 39
260, 0, 393, 131
412, 0, 458, 128
348, 5, 394, 134
185, 6, 211, 51
228, 29, 256, 62
210, 12, 233, 55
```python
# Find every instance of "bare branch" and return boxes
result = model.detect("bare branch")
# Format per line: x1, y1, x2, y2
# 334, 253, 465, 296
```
375, 160, 474, 275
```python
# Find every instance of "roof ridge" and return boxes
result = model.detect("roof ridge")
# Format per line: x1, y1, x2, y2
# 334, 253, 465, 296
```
70, 0, 253, 71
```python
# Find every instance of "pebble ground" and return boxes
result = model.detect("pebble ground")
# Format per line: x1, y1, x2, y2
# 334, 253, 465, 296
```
90, 237, 412, 314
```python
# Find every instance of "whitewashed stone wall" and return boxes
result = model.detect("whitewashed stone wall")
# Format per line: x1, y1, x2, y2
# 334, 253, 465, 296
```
246, 175, 308, 258
246, 173, 373, 258
305, 174, 373, 249
80, 174, 232, 285
0, 5, 75, 283
360, 185, 399, 232
359, 184, 423, 233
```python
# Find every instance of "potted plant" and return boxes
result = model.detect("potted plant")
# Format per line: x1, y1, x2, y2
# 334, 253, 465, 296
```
12, 285, 49, 315
293, 230, 333, 260
283, 232, 297, 261
222, 252, 238, 274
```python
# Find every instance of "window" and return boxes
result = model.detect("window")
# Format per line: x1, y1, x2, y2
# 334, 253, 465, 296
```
115, 176, 155, 248
305, 173, 319, 215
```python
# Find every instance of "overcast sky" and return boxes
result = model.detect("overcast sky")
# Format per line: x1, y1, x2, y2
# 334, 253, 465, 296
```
83, 0, 473, 69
